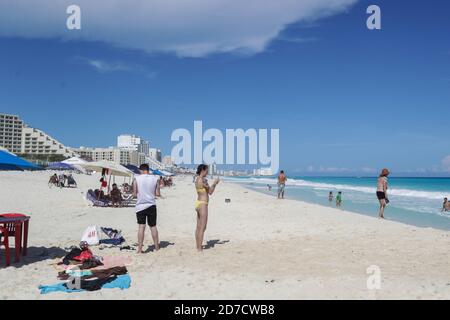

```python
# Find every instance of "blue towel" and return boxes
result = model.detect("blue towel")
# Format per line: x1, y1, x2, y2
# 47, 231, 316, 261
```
39, 274, 131, 294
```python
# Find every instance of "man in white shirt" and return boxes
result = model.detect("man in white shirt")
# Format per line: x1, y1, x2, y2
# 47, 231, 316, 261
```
133, 164, 161, 253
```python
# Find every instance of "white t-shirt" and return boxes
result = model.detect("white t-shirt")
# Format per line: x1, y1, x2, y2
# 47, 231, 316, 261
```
134, 174, 158, 212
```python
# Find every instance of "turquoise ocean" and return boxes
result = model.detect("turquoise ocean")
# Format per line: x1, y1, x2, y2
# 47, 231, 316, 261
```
224, 176, 450, 231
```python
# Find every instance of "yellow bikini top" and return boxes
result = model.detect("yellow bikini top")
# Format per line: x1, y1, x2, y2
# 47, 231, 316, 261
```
196, 178, 208, 193
196, 187, 207, 193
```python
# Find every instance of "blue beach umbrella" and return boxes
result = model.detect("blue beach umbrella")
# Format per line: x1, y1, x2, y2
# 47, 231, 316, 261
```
0, 150, 41, 171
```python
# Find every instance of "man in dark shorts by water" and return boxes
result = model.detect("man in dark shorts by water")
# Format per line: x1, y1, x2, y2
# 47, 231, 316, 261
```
133, 164, 161, 253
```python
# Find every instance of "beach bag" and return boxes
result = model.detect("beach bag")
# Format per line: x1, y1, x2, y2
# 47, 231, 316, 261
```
81, 226, 99, 246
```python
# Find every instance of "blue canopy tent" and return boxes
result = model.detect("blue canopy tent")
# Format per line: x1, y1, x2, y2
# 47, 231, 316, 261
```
47, 162, 75, 170
152, 169, 164, 176
124, 164, 141, 175
0, 150, 41, 171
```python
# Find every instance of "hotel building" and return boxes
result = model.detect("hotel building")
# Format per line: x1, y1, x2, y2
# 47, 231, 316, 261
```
0, 113, 24, 154
0, 113, 75, 157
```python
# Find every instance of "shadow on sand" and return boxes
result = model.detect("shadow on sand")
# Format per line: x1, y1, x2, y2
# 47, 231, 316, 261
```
0, 246, 67, 269
145, 240, 175, 253
203, 239, 230, 250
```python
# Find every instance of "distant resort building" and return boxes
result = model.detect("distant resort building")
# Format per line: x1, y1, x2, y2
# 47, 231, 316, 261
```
71, 146, 140, 166
149, 148, 162, 162
21, 126, 76, 158
1, 113, 167, 169
0, 113, 24, 154
0, 113, 75, 158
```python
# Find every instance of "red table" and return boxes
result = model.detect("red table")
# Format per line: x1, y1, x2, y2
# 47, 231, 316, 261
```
0, 214, 30, 263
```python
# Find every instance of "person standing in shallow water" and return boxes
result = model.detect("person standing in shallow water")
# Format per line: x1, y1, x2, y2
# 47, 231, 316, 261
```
376, 168, 390, 219
195, 164, 220, 252
336, 191, 342, 208
277, 170, 287, 199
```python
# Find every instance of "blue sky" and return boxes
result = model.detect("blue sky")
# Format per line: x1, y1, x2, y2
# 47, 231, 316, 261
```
1, 0, 449, 176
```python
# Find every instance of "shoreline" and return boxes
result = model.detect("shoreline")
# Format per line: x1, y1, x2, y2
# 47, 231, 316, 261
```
225, 176, 450, 232
1, 171, 450, 299
243, 184, 448, 232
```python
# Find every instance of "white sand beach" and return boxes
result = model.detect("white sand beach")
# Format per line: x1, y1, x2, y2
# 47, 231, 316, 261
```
0, 171, 449, 300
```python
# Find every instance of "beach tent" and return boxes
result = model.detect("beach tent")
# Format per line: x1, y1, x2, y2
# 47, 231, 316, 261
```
0, 150, 41, 171
47, 162, 75, 170
160, 170, 174, 176
80, 160, 133, 177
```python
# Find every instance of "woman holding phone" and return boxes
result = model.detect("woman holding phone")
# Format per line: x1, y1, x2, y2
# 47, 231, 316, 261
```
195, 164, 220, 251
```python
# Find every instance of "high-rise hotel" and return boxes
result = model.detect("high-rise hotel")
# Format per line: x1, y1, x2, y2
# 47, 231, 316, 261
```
0, 113, 76, 157
0, 113, 24, 154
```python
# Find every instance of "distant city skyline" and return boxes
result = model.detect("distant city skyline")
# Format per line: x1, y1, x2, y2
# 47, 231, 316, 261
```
1, 0, 450, 176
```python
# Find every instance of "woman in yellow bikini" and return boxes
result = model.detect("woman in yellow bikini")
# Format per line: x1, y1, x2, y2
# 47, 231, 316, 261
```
195, 164, 220, 252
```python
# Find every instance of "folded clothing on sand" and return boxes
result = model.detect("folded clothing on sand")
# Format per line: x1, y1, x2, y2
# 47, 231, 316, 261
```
100, 227, 125, 245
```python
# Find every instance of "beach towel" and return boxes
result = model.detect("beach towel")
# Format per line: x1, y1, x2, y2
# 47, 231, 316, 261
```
53, 255, 133, 271
38, 274, 131, 294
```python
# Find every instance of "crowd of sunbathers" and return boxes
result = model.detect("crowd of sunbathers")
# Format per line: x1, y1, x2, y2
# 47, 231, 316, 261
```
90, 182, 134, 208
159, 176, 173, 188
48, 173, 77, 188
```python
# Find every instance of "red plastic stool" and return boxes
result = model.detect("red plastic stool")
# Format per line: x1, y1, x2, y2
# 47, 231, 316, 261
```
0, 226, 11, 267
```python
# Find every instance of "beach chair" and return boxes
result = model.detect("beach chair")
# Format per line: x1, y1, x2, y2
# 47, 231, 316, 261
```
86, 189, 110, 207
0, 226, 11, 267
121, 193, 136, 207
67, 175, 77, 188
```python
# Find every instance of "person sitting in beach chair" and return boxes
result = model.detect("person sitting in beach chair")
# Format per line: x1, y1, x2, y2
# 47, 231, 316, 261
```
122, 183, 132, 195
48, 174, 59, 188
67, 174, 77, 188
58, 174, 67, 188
110, 183, 123, 207
86, 189, 110, 207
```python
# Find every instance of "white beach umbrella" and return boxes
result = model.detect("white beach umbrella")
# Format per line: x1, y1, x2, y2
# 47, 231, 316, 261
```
80, 160, 134, 177
62, 157, 88, 165
62, 157, 88, 173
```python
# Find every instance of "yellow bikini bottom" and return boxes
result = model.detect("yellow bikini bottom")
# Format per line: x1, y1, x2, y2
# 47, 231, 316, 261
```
195, 200, 208, 210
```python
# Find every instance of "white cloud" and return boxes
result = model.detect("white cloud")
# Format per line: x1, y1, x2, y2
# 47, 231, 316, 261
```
73, 56, 143, 73
442, 155, 450, 172
0, 0, 357, 57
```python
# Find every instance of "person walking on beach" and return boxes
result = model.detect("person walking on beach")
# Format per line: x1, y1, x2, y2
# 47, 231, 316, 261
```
376, 168, 390, 219
195, 164, 220, 252
133, 164, 161, 254
329, 191, 334, 202
336, 191, 342, 208
277, 170, 287, 199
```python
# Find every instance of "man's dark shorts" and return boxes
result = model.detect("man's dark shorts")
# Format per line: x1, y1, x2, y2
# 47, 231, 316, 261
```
136, 205, 157, 227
